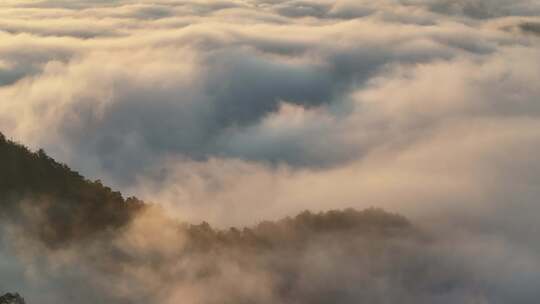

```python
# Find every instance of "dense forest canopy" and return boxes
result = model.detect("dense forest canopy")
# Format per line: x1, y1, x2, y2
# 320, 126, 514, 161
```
0, 133, 144, 246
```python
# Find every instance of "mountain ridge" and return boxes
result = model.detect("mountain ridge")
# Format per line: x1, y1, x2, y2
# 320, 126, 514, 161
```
0, 132, 144, 247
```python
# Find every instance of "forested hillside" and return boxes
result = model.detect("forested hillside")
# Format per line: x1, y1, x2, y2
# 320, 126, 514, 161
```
0, 133, 144, 246
0, 134, 500, 304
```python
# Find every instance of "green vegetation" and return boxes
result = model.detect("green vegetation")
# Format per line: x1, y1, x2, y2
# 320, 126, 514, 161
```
0, 133, 143, 247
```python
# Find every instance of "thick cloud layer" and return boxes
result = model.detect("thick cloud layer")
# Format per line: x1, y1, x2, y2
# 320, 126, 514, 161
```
2, 0, 539, 185
3, 202, 538, 304
0, 0, 540, 303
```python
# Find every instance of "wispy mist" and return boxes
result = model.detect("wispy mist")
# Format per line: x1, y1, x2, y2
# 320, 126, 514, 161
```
0, 0, 539, 303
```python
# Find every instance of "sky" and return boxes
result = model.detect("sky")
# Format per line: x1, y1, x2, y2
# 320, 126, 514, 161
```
0, 0, 540, 302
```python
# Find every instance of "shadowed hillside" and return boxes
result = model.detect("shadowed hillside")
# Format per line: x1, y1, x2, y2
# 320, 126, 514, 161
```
0, 132, 411, 250
0, 133, 473, 304
0, 133, 144, 247
0, 133, 514, 304
184, 208, 412, 252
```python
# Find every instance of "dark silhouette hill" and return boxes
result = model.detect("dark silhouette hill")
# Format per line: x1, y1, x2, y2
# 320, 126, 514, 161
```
0, 132, 413, 250
184, 208, 412, 253
0, 132, 454, 304
0, 133, 144, 247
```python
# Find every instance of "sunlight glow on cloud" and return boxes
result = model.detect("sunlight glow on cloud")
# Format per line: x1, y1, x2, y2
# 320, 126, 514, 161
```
0, 1, 540, 303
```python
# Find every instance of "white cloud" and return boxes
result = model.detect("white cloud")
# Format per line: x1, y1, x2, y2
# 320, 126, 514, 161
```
1, 1, 540, 302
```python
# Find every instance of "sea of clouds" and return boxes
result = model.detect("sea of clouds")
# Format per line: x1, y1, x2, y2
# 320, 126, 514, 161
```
0, 0, 540, 303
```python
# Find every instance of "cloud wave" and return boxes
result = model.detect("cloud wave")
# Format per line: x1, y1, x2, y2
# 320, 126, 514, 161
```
1, 1, 540, 303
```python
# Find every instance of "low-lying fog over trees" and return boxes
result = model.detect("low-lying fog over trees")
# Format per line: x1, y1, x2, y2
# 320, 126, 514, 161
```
1, 0, 540, 303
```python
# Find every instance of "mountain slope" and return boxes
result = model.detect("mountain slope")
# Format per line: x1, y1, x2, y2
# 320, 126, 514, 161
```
0, 133, 143, 247
0, 133, 487, 304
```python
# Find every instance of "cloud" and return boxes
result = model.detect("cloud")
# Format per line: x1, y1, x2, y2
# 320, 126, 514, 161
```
0, 204, 517, 304
0, 8, 527, 183
2, 200, 539, 304
0, 0, 540, 303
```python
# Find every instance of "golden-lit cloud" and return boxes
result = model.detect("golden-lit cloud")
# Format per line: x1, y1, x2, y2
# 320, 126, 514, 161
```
0, 1, 540, 303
